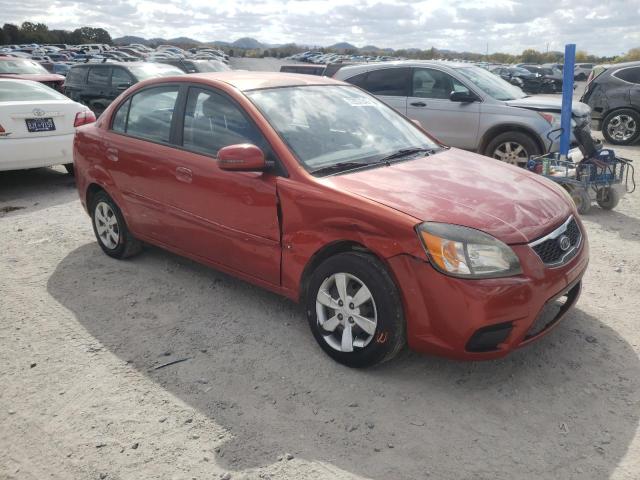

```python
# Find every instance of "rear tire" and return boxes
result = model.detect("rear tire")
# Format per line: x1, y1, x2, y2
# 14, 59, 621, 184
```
90, 191, 142, 259
305, 252, 405, 368
484, 132, 541, 167
602, 109, 640, 145
596, 187, 620, 210
569, 187, 592, 215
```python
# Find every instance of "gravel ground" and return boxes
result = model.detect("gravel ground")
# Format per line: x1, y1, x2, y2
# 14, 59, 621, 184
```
1, 59, 639, 480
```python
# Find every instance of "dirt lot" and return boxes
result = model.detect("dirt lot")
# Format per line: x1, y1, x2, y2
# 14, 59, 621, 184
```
1, 59, 640, 480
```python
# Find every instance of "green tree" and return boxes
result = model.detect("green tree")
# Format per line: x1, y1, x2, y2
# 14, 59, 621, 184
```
2, 23, 20, 43
521, 49, 543, 64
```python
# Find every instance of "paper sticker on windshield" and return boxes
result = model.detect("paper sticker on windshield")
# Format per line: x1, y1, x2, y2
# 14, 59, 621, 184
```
343, 97, 377, 107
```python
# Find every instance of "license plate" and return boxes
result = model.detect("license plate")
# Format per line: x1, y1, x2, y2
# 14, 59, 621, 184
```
25, 117, 55, 133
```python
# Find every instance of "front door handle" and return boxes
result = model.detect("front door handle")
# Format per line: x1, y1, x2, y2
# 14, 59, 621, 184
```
410, 101, 427, 107
175, 166, 193, 183
105, 147, 118, 162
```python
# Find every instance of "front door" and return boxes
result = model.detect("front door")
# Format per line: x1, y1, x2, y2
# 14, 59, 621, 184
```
161, 86, 281, 285
406, 67, 481, 149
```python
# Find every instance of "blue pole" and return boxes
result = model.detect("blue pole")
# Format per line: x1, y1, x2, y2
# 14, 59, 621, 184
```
559, 43, 576, 158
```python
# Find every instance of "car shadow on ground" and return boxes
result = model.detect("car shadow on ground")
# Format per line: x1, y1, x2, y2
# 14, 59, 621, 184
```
585, 205, 640, 242
47, 243, 640, 479
0, 167, 77, 215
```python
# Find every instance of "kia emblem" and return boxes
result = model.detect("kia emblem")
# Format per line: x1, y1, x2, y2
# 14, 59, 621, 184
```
558, 235, 571, 251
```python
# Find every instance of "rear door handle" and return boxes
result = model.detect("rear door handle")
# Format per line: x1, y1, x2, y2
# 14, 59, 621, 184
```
410, 101, 427, 107
175, 166, 193, 183
106, 147, 118, 162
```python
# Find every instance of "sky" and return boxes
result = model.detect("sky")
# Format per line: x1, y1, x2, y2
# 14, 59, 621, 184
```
1, 0, 639, 56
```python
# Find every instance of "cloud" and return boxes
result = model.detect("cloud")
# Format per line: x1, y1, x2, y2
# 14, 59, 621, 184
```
0, 0, 638, 55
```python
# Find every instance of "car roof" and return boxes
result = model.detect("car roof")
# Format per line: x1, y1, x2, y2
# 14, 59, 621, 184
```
333, 60, 471, 78
180, 71, 345, 91
599, 60, 640, 70
70, 61, 151, 68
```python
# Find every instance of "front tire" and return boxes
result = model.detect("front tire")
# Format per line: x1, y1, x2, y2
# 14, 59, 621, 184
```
305, 252, 405, 368
602, 109, 640, 145
596, 187, 620, 210
484, 132, 541, 167
90, 191, 142, 259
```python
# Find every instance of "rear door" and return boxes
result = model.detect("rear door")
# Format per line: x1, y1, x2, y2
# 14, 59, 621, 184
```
85, 66, 112, 115
103, 85, 181, 238
406, 67, 480, 149
348, 67, 410, 115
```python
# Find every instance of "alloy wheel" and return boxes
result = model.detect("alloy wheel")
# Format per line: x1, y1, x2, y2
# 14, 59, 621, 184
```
315, 272, 378, 352
94, 201, 120, 250
606, 114, 637, 142
492, 141, 529, 167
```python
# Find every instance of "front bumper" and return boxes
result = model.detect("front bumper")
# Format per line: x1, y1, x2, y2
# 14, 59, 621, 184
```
388, 222, 589, 360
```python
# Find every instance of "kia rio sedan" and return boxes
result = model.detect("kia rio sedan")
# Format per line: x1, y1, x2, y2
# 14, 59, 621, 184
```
73, 72, 589, 367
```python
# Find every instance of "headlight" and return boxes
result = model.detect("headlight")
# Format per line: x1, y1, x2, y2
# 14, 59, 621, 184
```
416, 223, 522, 279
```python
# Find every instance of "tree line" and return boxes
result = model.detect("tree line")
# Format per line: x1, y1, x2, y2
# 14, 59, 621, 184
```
0, 22, 111, 46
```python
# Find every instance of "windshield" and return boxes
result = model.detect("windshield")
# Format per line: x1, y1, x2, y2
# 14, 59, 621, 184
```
191, 60, 230, 73
0, 80, 67, 101
247, 85, 439, 172
456, 66, 526, 101
127, 64, 185, 80
0, 59, 49, 75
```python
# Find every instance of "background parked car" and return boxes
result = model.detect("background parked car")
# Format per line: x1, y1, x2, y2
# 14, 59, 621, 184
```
0, 56, 65, 91
574, 63, 594, 81
520, 65, 564, 93
489, 65, 544, 93
0, 78, 95, 173
334, 61, 591, 165
63, 62, 184, 116
581, 61, 640, 145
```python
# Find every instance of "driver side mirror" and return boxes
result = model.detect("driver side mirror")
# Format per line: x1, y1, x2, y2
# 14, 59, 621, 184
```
449, 91, 478, 103
218, 144, 266, 172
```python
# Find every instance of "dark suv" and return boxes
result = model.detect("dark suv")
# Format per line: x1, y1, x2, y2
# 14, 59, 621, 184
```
63, 62, 184, 116
581, 61, 640, 145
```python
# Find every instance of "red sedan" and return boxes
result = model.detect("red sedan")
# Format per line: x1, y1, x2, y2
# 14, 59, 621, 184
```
0, 56, 65, 92
73, 72, 589, 367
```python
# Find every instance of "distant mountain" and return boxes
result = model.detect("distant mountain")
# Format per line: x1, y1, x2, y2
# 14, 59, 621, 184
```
231, 37, 264, 49
113, 35, 148, 45
329, 42, 358, 50
360, 45, 380, 52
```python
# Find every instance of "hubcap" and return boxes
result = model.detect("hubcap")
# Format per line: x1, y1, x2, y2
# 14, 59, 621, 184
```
94, 201, 120, 250
607, 114, 637, 142
315, 272, 377, 353
492, 141, 529, 167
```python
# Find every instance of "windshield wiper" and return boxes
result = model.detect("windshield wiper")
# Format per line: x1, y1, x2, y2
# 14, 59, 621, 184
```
309, 161, 372, 176
376, 147, 437, 165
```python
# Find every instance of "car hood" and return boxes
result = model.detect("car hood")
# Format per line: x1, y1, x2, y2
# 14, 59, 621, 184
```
324, 148, 573, 244
0, 73, 65, 82
505, 96, 590, 116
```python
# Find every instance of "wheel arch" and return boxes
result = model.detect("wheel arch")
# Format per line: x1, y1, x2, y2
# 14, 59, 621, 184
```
479, 123, 545, 155
299, 240, 382, 303
86, 182, 106, 211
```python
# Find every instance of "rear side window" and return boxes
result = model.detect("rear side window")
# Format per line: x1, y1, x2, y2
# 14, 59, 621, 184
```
614, 67, 640, 84
361, 68, 410, 96
182, 87, 266, 157
66, 67, 87, 84
87, 67, 110, 86
111, 98, 130, 133
111, 68, 133, 86
346, 72, 368, 88
124, 86, 179, 143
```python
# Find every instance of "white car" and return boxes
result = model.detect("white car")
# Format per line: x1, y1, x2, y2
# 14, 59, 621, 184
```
0, 79, 95, 172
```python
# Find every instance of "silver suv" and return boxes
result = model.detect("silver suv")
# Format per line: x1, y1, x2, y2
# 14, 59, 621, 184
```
334, 61, 591, 166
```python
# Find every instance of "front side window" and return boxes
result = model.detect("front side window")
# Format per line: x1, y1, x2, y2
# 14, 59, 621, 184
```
412, 68, 470, 99
111, 68, 133, 86
88, 67, 110, 86
124, 86, 179, 143
362, 68, 410, 96
247, 85, 439, 171
182, 87, 265, 156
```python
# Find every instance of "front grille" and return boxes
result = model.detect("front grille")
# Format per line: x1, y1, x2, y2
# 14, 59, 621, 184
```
530, 216, 582, 267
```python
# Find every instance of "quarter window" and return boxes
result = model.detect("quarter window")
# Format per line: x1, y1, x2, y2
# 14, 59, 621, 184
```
111, 98, 130, 133
87, 67, 110, 86
412, 69, 470, 99
614, 67, 640, 84
125, 86, 179, 143
182, 88, 266, 157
